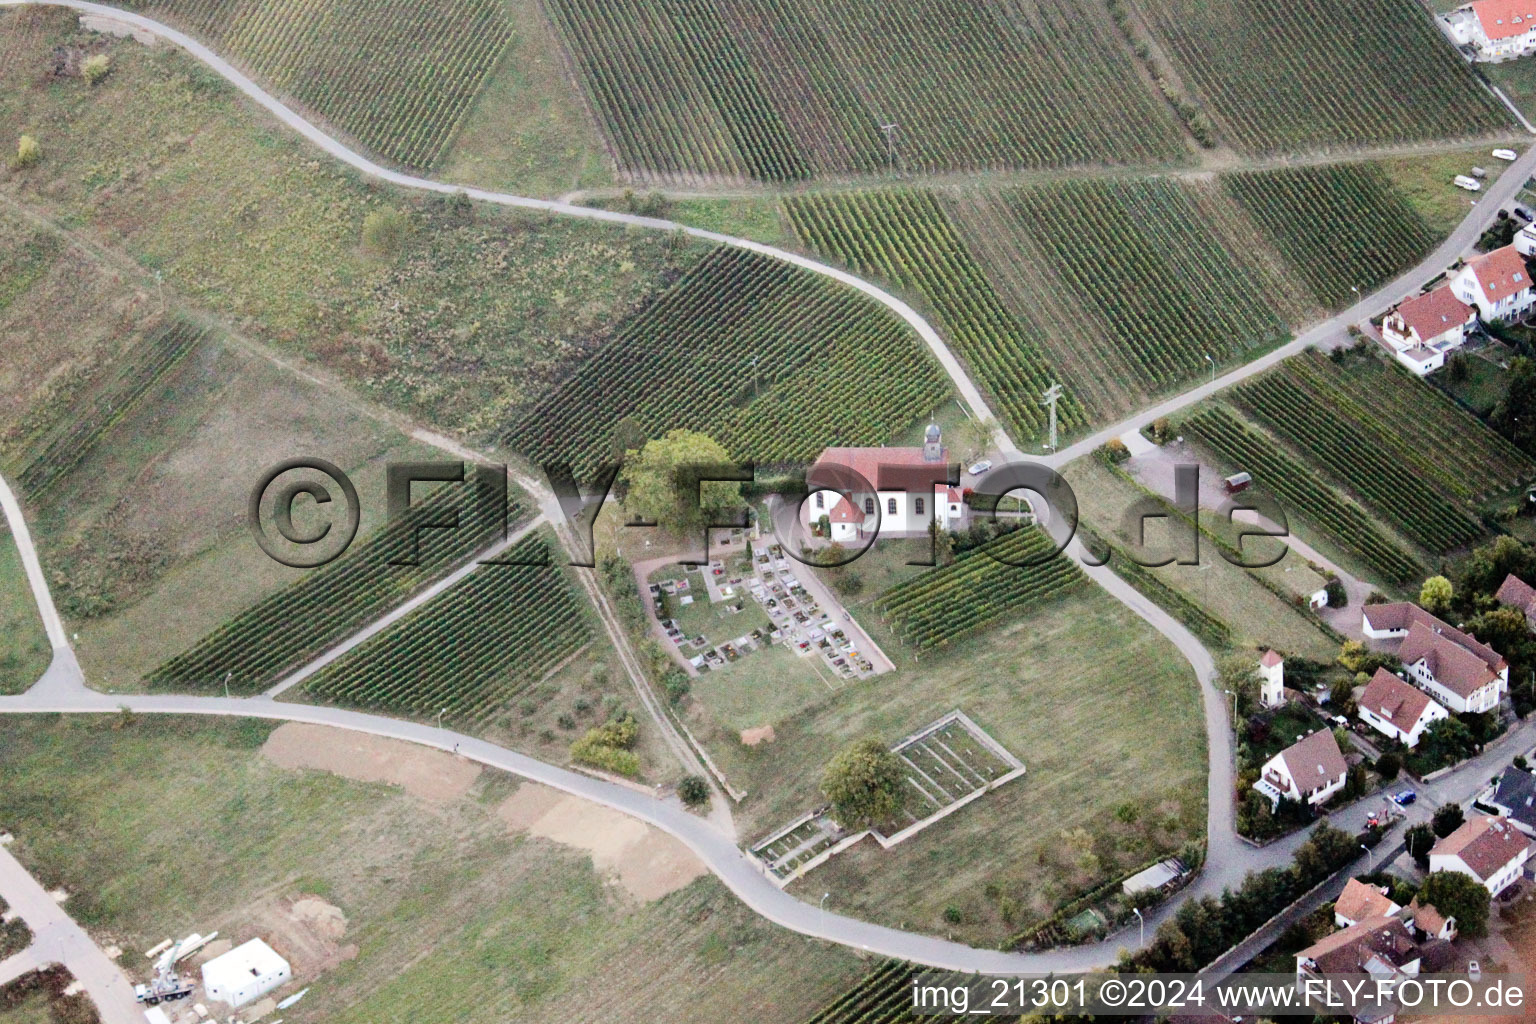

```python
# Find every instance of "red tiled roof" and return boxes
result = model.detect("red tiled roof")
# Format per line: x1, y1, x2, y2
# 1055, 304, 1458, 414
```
1472, 0, 1536, 40
1391, 286, 1472, 342
1297, 915, 1419, 974
1433, 815, 1531, 880
1364, 603, 1505, 673
1360, 668, 1441, 731
1399, 620, 1500, 699
1407, 897, 1452, 936
1496, 573, 1536, 614
810, 446, 952, 493
1260, 649, 1283, 668
1336, 879, 1400, 924
1468, 245, 1532, 300
1278, 729, 1347, 791
827, 495, 864, 524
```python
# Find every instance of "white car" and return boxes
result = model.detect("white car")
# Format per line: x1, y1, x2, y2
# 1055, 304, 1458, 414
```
967, 460, 992, 477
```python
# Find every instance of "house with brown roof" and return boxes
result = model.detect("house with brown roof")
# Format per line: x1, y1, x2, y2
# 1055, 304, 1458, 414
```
1450, 245, 1536, 323
1335, 878, 1402, 929
1254, 728, 1348, 809
1495, 573, 1536, 630
1444, 0, 1536, 61
1404, 897, 1458, 941
1361, 604, 1509, 714
1295, 914, 1422, 987
1357, 668, 1450, 749
1380, 286, 1474, 375
804, 425, 965, 543
1430, 815, 1532, 895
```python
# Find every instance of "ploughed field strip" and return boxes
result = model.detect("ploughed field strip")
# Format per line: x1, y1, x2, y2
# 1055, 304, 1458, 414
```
783, 189, 1083, 442
504, 247, 950, 480
146, 485, 528, 693
1184, 406, 1422, 585
1230, 352, 1513, 553
302, 532, 592, 726
1224, 164, 1440, 309
542, 0, 1185, 183
5, 318, 208, 499
1134, 0, 1512, 155
873, 527, 1087, 650
127, 0, 513, 169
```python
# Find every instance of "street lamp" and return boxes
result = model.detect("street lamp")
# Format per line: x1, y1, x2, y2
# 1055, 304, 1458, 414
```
223, 671, 232, 700
1132, 906, 1144, 947
1361, 843, 1373, 871
437, 707, 447, 731
1223, 689, 1238, 730
1204, 353, 1215, 383
820, 891, 830, 928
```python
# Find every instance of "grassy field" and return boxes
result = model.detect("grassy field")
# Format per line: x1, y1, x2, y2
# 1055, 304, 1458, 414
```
0, 525, 49, 697
1380, 146, 1518, 235
0, 8, 698, 435
1064, 457, 1339, 662
1135, 0, 1513, 154
543, 0, 1186, 183
0, 716, 867, 1024
132, 0, 513, 171
679, 577, 1204, 945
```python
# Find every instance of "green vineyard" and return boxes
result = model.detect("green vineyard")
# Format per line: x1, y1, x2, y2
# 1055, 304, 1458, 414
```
1137, 0, 1512, 154
146, 484, 526, 693
801, 961, 925, 1024
784, 190, 1081, 442
543, 0, 1185, 181
303, 532, 592, 726
875, 527, 1086, 650
504, 247, 950, 479
131, 0, 513, 169
1233, 353, 1500, 553
1001, 178, 1289, 390
1185, 406, 1422, 585
1225, 164, 1439, 308
12, 320, 207, 498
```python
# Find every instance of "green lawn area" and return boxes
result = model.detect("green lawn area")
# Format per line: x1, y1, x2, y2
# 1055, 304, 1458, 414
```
1065, 456, 1338, 662
0, 991, 52, 1024
0, 523, 49, 695
1484, 61, 1536, 127
1241, 702, 1324, 772
667, 197, 795, 247
691, 577, 1205, 946
1432, 353, 1509, 418
1379, 146, 1518, 236
0, 716, 865, 1024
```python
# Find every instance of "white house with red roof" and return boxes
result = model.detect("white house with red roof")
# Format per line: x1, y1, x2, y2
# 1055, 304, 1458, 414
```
1495, 572, 1536, 629
803, 425, 965, 543
1361, 603, 1509, 714
1254, 728, 1348, 809
1430, 815, 1532, 895
1380, 285, 1475, 375
1445, 0, 1536, 60
1450, 245, 1536, 323
1357, 668, 1449, 749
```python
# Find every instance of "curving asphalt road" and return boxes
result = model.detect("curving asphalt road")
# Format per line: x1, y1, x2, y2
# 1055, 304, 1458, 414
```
0, 0, 1533, 985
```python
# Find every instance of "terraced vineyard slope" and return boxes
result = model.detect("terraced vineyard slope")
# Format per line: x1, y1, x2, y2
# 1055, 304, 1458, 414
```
1231, 351, 1512, 554
784, 189, 1081, 442
303, 531, 593, 726
505, 247, 950, 479
147, 484, 526, 693
1136, 0, 1512, 154
544, 0, 1186, 182
1184, 406, 1422, 585
130, 0, 513, 169
875, 527, 1086, 650
1225, 164, 1440, 309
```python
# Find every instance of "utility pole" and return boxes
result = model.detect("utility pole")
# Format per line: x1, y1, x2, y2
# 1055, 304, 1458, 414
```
880, 123, 899, 171
1041, 383, 1062, 452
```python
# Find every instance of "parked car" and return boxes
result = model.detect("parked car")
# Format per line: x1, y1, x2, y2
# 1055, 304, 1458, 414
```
1493, 148, 1518, 162
1393, 790, 1417, 806
967, 459, 992, 477
1455, 175, 1483, 192
1332, 715, 1349, 728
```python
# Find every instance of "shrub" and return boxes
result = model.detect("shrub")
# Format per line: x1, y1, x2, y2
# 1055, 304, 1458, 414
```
661, 668, 691, 705
1375, 751, 1401, 781
13, 134, 40, 169
1431, 803, 1465, 838
821, 736, 906, 829
361, 207, 409, 255
81, 54, 111, 86
570, 710, 641, 776
1100, 438, 1131, 464
677, 774, 710, 806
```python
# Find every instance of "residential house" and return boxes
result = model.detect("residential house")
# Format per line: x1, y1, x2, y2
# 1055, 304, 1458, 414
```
1361, 604, 1509, 714
1357, 668, 1450, 749
1450, 245, 1536, 323
1335, 878, 1401, 929
1444, 0, 1536, 61
804, 425, 962, 542
1488, 767, 1536, 836
1404, 897, 1458, 941
1429, 815, 1532, 895
1380, 286, 1474, 375
1259, 649, 1286, 708
1495, 572, 1536, 630
1254, 729, 1348, 809
1295, 914, 1422, 988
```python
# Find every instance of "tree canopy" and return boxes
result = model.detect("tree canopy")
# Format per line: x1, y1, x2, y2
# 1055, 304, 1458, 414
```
619, 429, 746, 535
1419, 870, 1491, 938
1419, 575, 1453, 615
821, 737, 907, 829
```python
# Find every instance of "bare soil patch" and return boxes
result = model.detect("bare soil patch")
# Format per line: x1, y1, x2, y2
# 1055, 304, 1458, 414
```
261, 723, 479, 805
495, 783, 706, 902
739, 725, 775, 746
204, 893, 356, 979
